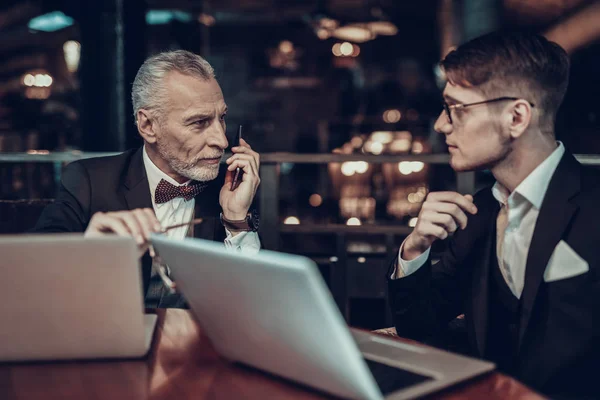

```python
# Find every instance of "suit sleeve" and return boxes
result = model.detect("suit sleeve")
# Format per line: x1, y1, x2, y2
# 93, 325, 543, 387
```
387, 227, 473, 341
31, 161, 92, 233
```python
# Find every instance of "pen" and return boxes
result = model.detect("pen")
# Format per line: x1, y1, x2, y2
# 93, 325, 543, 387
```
147, 218, 204, 292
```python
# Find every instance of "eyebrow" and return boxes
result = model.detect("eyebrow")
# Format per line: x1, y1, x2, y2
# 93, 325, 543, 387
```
182, 106, 228, 125
443, 94, 463, 104
182, 113, 212, 125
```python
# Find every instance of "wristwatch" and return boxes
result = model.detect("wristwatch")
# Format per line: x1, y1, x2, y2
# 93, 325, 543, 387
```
220, 211, 259, 232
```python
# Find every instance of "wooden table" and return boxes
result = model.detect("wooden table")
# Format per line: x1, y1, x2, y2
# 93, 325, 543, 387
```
0, 309, 544, 399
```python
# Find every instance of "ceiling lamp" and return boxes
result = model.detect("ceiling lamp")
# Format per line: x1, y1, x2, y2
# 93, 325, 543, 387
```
332, 24, 374, 43
63, 40, 81, 73
28, 11, 74, 32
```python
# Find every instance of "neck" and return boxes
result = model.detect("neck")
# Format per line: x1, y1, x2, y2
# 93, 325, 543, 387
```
144, 143, 189, 184
491, 131, 557, 193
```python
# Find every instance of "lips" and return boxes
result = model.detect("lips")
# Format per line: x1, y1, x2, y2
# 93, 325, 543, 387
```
202, 158, 221, 165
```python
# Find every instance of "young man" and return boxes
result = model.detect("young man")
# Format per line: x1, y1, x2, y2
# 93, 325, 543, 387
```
34, 51, 261, 306
389, 32, 599, 398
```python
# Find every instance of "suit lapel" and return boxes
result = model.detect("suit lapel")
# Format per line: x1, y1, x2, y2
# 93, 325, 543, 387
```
470, 201, 500, 357
123, 148, 153, 211
518, 153, 581, 351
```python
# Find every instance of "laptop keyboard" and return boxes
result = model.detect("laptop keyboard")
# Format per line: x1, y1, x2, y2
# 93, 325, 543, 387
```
363, 358, 433, 395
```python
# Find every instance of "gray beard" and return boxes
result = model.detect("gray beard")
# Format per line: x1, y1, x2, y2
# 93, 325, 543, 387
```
155, 141, 220, 182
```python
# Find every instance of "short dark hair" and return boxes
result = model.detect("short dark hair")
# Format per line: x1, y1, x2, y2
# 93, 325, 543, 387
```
441, 31, 570, 131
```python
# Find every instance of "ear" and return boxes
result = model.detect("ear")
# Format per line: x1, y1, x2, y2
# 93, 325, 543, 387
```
136, 109, 158, 144
508, 100, 532, 139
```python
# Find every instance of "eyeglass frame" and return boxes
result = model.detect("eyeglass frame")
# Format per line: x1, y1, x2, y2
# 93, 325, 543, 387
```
442, 96, 535, 124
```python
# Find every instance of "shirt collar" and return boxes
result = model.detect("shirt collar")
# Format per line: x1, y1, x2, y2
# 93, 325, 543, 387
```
492, 141, 565, 209
142, 145, 191, 203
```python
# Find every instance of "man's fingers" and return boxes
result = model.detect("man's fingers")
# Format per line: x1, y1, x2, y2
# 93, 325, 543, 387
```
230, 141, 260, 168
94, 216, 131, 237
416, 221, 449, 241
118, 213, 145, 244
421, 210, 459, 233
426, 191, 478, 214
226, 153, 259, 175
227, 158, 258, 179
132, 208, 158, 241
143, 208, 162, 232
421, 202, 469, 230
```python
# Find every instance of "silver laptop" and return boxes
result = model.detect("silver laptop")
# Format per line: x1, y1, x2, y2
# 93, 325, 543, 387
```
151, 236, 494, 400
0, 234, 157, 362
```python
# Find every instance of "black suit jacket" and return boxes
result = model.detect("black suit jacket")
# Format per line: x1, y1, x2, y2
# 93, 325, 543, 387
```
32, 148, 227, 295
388, 152, 600, 399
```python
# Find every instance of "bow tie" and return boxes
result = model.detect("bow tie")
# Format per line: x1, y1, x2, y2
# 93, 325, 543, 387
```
154, 179, 207, 204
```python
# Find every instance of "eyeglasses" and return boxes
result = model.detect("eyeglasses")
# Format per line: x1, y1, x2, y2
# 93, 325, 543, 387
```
442, 97, 535, 124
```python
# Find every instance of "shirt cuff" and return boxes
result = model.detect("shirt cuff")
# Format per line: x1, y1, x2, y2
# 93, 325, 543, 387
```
224, 229, 261, 254
390, 239, 430, 279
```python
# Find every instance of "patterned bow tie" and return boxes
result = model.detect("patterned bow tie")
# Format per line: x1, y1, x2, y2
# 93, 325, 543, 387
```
154, 179, 207, 204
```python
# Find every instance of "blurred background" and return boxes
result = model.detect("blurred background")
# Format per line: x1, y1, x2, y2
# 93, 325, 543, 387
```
1, 0, 599, 329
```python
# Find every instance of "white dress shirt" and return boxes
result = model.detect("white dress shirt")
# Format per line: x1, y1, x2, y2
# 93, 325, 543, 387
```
393, 142, 565, 299
142, 146, 260, 252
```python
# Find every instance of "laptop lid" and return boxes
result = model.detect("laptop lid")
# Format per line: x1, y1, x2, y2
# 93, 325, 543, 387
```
151, 235, 383, 400
0, 234, 153, 361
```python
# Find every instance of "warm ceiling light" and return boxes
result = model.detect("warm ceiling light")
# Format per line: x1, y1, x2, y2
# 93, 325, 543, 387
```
389, 138, 411, 153
316, 28, 331, 39
412, 141, 424, 154
23, 74, 35, 87
370, 141, 384, 155
309, 194, 323, 207
332, 24, 374, 43
332, 43, 342, 56
383, 109, 401, 123
410, 161, 425, 173
340, 42, 354, 56
398, 161, 413, 175
346, 217, 361, 226
284, 216, 300, 225
198, 13, 216, 26
371, 131, 393, 144
350, 136, 363, 148
341, 162, 356, 176
368, 21, 398, 36
63, 40, 81, 73
279, 40, 294, 54
354, 161, 369, 174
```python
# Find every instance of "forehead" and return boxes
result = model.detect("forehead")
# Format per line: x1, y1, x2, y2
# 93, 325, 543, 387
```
442, 82, 485, 103
162, 71, 226, 112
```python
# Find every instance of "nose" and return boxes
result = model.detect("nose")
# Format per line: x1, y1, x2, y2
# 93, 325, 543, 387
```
433, 110, 452, 136
206, 119, 229, 150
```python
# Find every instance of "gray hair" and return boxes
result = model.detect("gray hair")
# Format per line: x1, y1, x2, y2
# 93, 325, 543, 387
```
132, 50, 215, 120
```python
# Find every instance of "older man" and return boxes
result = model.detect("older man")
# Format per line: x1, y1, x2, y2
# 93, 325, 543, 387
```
34, 50, 261, 306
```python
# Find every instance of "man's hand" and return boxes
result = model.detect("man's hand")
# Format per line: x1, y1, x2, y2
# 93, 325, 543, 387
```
84, 208, 162, 254
403, 192, 478, 261
220, 138, 260, 222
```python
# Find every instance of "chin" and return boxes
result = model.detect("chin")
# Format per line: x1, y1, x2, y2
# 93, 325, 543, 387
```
180, 165, 220, 182
449, 156, 481, 172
